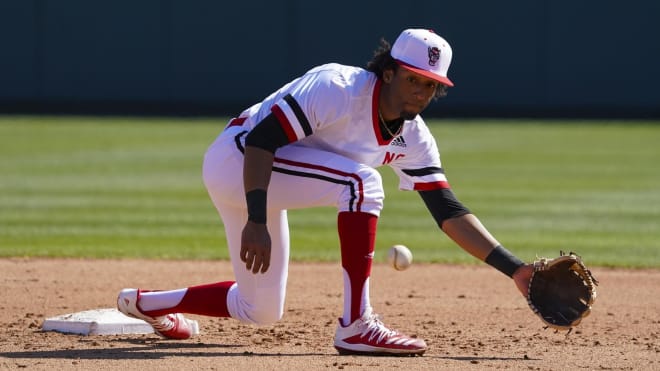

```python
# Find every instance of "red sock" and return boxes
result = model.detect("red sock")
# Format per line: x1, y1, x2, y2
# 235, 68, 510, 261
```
338, 211, 377, 325
142, 281, 234, 318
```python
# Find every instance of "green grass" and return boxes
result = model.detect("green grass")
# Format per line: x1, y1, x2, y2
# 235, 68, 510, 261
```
1, 116, 658, 268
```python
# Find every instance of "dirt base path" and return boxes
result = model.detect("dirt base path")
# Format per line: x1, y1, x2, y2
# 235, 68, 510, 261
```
1, 258, 658, 370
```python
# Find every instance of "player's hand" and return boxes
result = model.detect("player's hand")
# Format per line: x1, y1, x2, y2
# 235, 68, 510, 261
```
512, 264, 533, 297
240, 221, 271, 274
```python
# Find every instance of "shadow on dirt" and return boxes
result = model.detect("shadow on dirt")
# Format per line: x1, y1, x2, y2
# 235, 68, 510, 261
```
436, 355, 541, 362
1, 338, 327, 360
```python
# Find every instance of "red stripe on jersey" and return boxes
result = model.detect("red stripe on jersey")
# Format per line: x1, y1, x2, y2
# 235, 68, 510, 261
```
271, 104, 298, 143
371, 80, 390, 146
226, 117, 246, 128
274, 157, 365, 212
413, 181, 451, 191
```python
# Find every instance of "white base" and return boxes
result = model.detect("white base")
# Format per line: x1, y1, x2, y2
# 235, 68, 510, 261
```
42, 308, 156, 336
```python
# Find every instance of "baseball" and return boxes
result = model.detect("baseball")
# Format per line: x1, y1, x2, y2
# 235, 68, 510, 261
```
388, 244, 413, 271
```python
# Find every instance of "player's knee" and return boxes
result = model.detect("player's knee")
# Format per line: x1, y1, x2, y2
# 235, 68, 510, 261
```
241, 306, 283, 326
226, 283, 285, 325
340, 165, 384, 214
230, 296, 283, 325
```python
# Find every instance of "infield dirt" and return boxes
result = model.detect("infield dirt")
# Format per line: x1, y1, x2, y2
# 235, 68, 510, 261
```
1, 259, 658, 370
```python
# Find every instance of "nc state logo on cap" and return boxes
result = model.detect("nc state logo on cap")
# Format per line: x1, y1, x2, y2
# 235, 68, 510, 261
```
428, 46, 440, 67
390, 28, 454, 87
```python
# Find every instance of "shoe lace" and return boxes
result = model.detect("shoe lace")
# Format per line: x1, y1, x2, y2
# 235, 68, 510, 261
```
151, 314, 176, 332
359, 313, 400, 344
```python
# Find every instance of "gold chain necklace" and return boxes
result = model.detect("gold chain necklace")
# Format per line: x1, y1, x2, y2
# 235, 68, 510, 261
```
378, 111, 402, 138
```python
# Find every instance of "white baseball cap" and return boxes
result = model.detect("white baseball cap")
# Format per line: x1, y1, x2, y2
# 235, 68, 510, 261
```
390, 28, 454, 87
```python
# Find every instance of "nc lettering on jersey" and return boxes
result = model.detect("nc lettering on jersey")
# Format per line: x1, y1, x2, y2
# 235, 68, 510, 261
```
382, 151, 405, 164
382, 136, 407, 164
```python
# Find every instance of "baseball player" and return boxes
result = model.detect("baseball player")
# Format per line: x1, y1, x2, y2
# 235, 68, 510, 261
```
117, 28, 534, 356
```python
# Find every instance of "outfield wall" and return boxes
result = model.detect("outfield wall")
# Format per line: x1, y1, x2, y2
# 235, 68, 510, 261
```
1, 1, 658, 118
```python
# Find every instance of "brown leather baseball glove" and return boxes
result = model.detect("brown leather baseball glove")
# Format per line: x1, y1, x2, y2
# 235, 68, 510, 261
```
527, 251, 599, 331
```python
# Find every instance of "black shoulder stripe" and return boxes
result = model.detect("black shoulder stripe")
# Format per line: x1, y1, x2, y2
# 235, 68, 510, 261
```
283, 94, 313, 136
401, 167, 445, 177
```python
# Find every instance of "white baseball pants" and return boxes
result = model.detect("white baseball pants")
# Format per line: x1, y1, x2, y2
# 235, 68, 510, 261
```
202, 126, 384, 325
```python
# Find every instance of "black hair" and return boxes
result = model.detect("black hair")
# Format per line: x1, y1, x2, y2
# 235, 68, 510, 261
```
365, 38, 398, 79
365, 37, 449, 99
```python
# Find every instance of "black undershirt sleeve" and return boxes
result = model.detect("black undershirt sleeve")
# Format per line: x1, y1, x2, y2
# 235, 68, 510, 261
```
244, 113, 291, 153
418, 188, 471, 229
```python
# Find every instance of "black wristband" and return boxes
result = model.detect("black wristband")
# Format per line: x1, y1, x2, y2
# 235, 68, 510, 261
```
246, 189, 267, 224
485, 245, 525, 278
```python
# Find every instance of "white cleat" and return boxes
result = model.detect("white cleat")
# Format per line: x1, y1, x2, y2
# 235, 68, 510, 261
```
117, 288, 199, 339
334, 307, 426, 356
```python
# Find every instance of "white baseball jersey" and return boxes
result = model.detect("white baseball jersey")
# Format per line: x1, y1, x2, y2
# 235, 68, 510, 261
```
203, 63, 451, 324
230, 63, 450, 192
